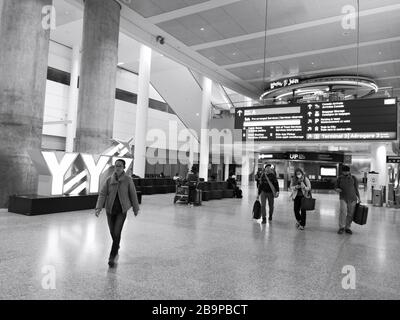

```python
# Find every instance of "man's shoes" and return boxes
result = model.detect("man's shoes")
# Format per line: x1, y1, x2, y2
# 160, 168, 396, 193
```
299, 226, 305, 230
268, 215, 272, 221
261, 218, 267, 224
337, 228, 345, 234
108, 257, 115, 267
345, 228, 353, 235
295, 221, 300, 229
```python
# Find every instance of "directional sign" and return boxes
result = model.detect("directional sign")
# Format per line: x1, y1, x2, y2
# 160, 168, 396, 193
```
234, 98, 398, 142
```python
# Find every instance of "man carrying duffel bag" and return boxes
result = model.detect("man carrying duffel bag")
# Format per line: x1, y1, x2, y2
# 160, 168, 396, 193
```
335, 165, 360, 235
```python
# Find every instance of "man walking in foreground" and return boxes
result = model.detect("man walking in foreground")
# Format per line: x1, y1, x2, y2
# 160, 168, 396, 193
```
335, 165, 360, 235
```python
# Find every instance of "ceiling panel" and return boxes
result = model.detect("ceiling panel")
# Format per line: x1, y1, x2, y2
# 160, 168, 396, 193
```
376, 78, 400, 88
128, 0, 209, 18
227, 40, 400, 81
196, 9, 400, 67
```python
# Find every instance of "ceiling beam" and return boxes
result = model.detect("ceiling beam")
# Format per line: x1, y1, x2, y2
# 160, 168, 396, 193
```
190, 3, 400, 51
248, 59, 400, 82
147, 0, 241, 24
222, 36, 400, 70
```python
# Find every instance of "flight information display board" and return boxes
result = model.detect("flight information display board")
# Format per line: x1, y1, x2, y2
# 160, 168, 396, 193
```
234, 98, 398, 141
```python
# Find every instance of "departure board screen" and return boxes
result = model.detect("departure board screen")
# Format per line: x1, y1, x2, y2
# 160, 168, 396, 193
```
234, 98, 398, 141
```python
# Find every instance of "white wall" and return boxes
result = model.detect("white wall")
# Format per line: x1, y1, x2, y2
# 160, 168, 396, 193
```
43, 41, 198, 152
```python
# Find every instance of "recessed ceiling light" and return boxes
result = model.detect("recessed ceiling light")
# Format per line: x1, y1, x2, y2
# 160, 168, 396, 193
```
378, 51, 382, 55
200, 27, 205, 31
65, 11, 69, 15
232, 52, 237, 56
196, 113, 200, 116
256, 70, 261, 73
311, 62, 314, 65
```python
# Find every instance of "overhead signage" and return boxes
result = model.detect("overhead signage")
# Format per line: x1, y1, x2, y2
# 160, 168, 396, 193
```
269, 78, 300, 90
387, 156, 400, 163
258, 152, 346, 163
235, 98, 397, 142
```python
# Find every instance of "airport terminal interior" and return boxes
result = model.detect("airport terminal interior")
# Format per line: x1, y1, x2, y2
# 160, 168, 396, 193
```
0, 0, 400, 300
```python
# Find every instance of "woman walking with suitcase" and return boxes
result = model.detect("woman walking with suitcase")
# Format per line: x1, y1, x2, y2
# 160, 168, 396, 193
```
290, 168, 312, 230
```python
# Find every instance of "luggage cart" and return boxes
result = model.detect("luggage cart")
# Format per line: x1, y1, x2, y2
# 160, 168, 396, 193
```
173, 180, 201, 206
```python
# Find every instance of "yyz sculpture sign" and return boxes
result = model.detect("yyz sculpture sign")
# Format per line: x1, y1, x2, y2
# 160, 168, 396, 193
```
30, 140, 132, 196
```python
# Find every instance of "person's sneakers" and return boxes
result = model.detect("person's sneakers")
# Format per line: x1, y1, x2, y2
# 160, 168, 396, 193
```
299, 226, 305, 230
261, 218, 267, 224
345, 228, 353, 235
337, 228, 345, 234
268, 215, 272, 221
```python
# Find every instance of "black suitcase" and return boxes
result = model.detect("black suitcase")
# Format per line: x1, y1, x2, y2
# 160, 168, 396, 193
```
236, 188, 243, 198
353, 203, 368, 225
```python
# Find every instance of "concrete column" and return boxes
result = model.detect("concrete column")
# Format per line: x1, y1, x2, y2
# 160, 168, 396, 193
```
133, 45, 152, 177
370, 143, 387, 187
199, 76, 212, 180
241, 153, 250, 186
75, 0, 121, 154
65, 45, 80, 152
0, 0, 52, 208
224, 163, 230, 180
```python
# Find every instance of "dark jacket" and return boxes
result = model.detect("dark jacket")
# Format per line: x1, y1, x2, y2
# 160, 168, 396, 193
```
96, 172, 140, 214
335, 174, 360, 202
226, 177, 237, 189
258, 172, 279, 195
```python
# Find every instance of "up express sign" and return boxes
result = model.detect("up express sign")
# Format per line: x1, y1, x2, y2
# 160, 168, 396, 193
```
29, 150, 132, 196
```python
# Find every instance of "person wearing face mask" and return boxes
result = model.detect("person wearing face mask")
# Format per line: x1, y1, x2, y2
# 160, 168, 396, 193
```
257, 164, 280, 224
95, 159, 140, 267
290, 168, 312, 230
335, 165, 360, 235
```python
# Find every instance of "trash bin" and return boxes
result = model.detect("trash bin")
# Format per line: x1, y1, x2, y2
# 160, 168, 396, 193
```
372, 189, 383, 207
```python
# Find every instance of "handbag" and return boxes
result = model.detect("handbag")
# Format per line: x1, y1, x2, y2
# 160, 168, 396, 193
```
264, 174, 279, 198
300, 190, 316, 211
252, 199, 261, 219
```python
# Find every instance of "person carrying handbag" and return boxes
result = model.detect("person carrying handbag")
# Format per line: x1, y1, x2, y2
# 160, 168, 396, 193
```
289, 168, 312, 230
257, 164, 280, 224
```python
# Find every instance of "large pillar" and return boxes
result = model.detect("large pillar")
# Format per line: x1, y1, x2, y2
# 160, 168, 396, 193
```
133, 45, 152, 177
75, 0, 121, 154
241, 153, 250, 187
0, 0, 52, 208
370, 143, 387, 187
199, 76, 212, 180
65, 45, 80, 152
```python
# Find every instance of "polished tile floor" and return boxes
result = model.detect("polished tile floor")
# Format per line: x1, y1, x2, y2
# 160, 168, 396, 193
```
1, 185, 399, 300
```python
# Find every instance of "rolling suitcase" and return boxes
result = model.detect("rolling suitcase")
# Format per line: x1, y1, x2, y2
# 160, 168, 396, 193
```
353, 203, 368, 225
194, 189, 202, 206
